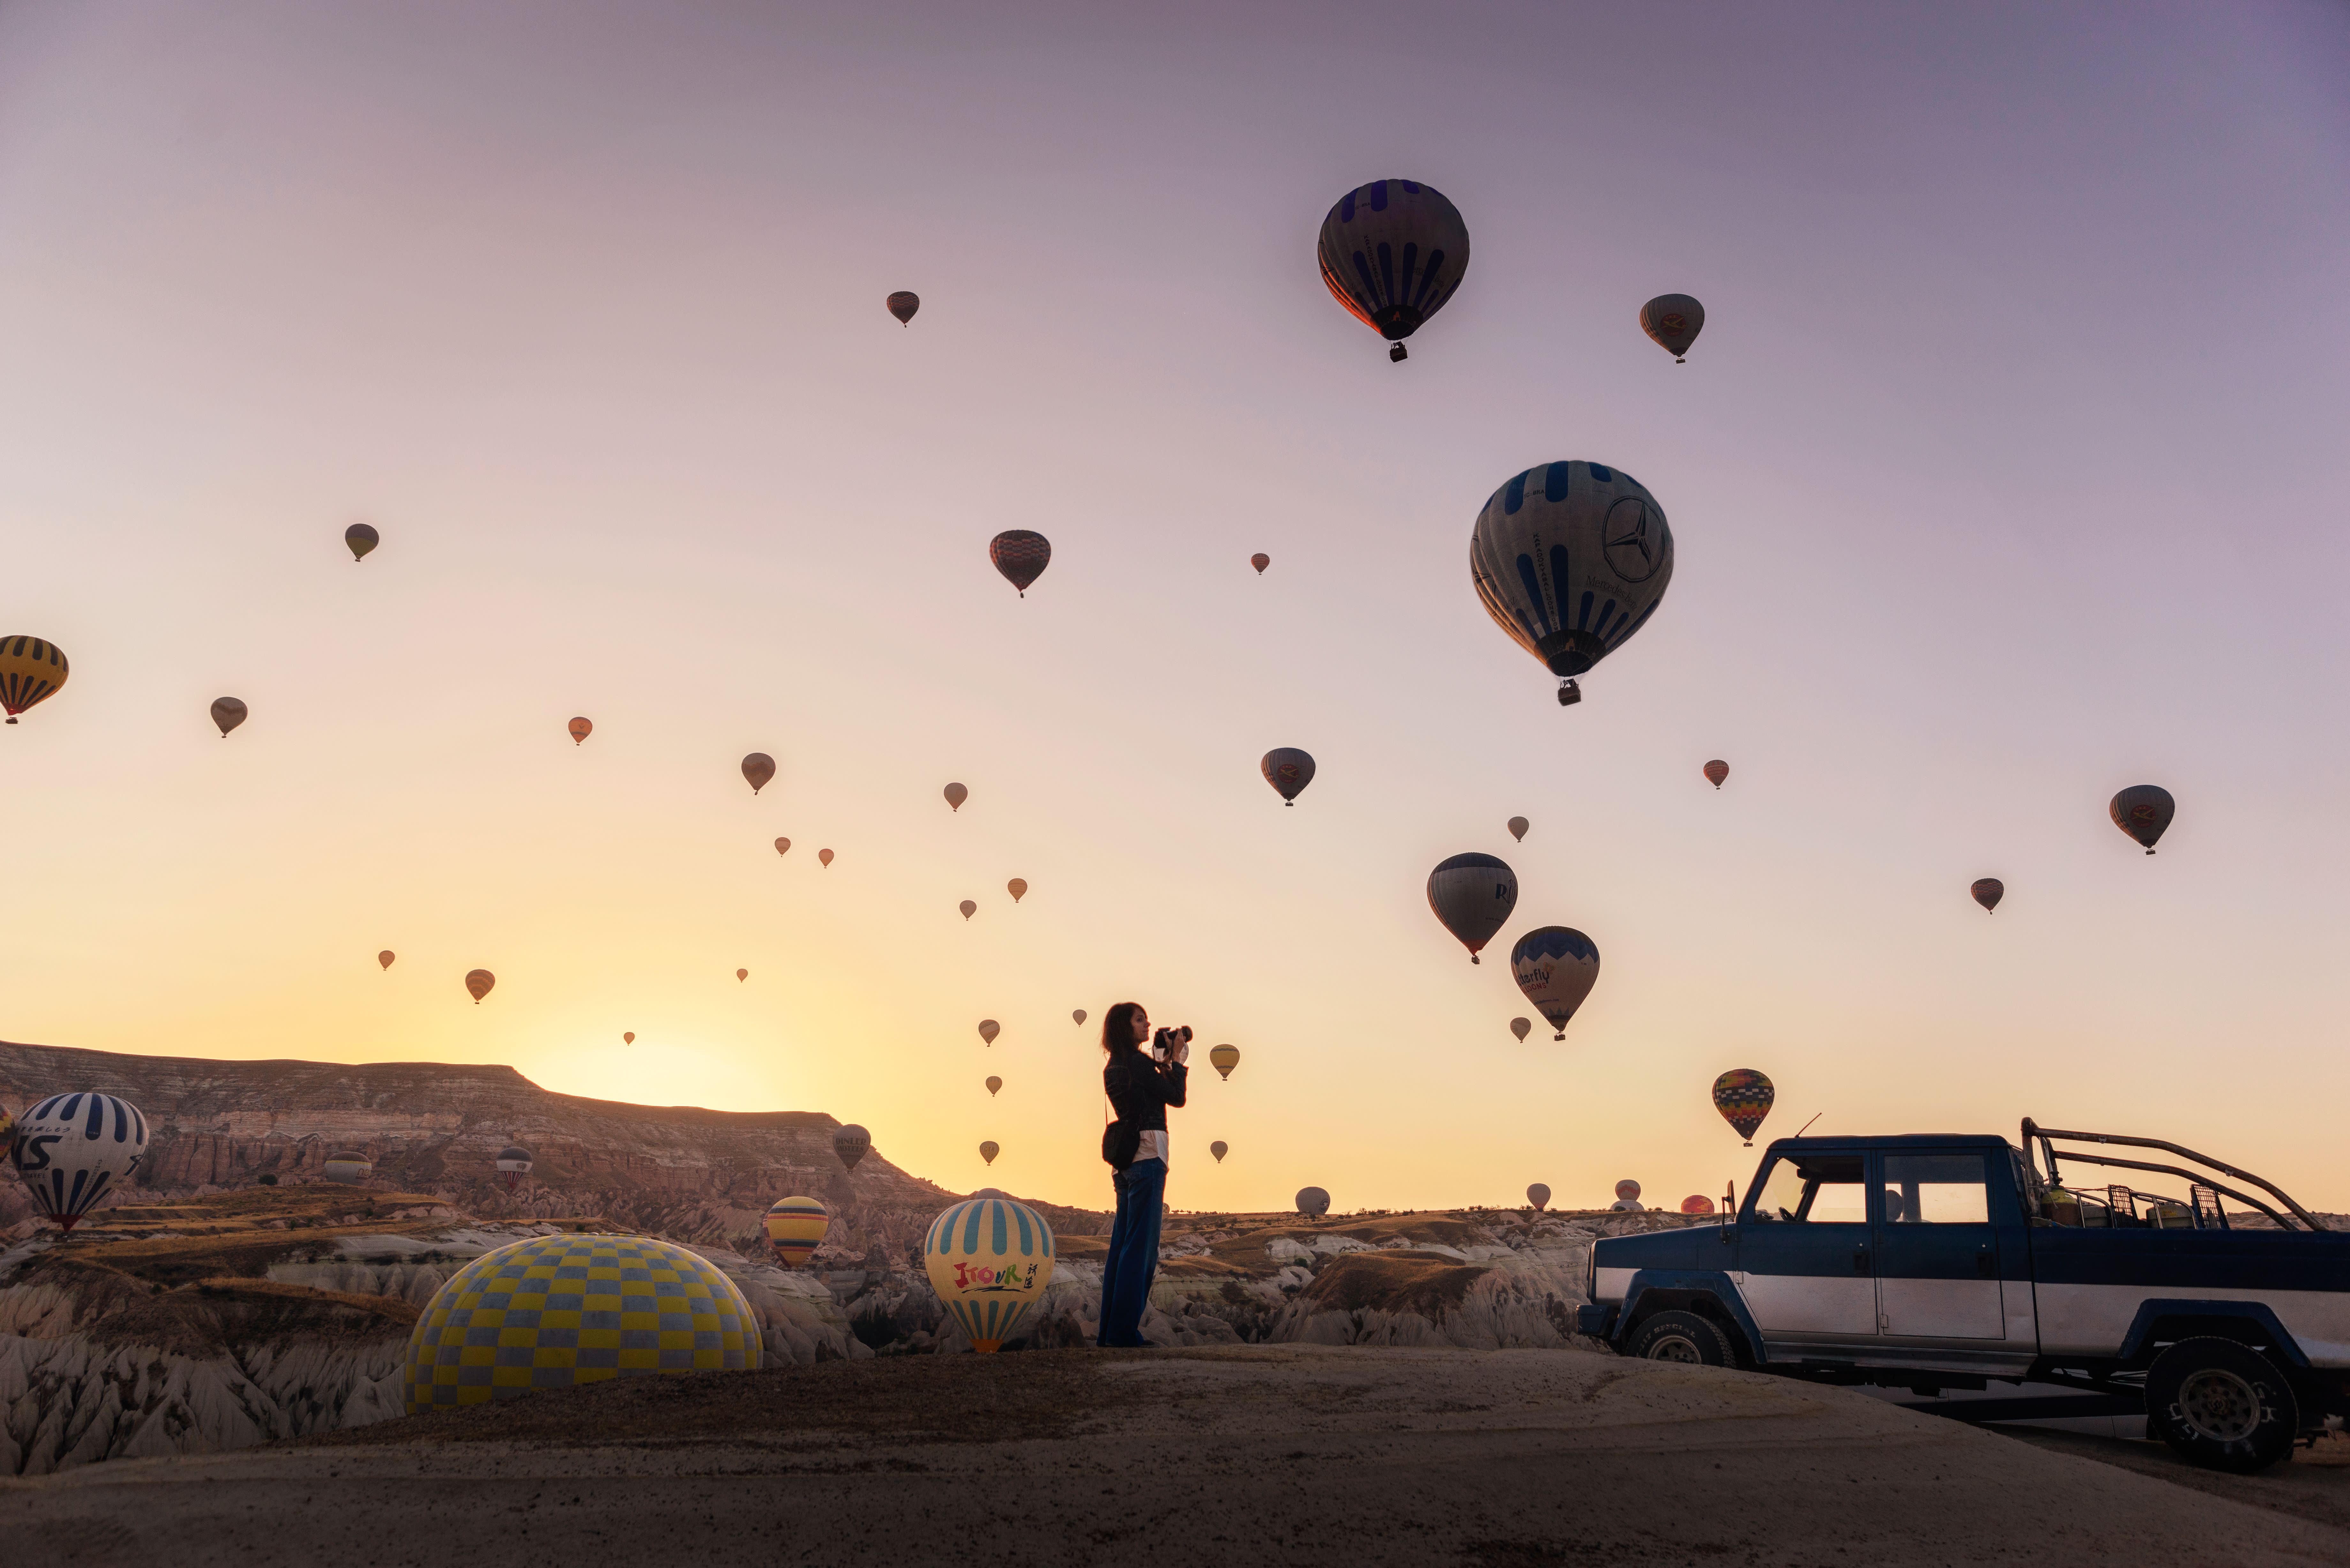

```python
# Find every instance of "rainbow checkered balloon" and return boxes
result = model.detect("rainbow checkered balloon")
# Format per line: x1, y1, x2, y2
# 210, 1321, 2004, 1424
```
922, 1196, 1056, 1353
762, 1196, 828, 1269
405, 1233, 759, 1414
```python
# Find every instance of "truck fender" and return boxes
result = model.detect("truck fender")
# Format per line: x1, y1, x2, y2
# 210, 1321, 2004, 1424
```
1618, 1270, 1766, 1364
2117, 1299, 2308, 1368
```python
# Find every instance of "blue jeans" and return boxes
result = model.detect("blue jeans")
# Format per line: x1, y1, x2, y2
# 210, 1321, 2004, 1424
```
1096, 1157, 1166, 1347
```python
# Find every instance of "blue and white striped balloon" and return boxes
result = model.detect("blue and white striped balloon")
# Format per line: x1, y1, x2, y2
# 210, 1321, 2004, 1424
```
922, 1195, 1056, 1353
1316, 179, 1470, 356
11, 1092, 148, 1230
1471, 461, 1674, 693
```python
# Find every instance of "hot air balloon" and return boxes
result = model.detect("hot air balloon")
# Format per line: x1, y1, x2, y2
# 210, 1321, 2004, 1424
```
1711, 1069, 1775, 1145
1704, 760, 1728, 789
345, 523, 379, 562
1470, 462, 1674, 706
323, 1151, 371, 1185
1510, 927, 1600, 1039
944, 781, 968, 811
1251, 553, 1270, 574
465, 969, 495, 1004
1072, 1009, 1087, 1026
210, 697, 247, 737
736, 969, 748, 982
959, 899, 977, 920
1261, 747, 1315, 805
1639, 294, 1706, 362
0, 636, 68, 723
886, 291, 920, 325
569, 717, 592, 745
1507, 816, 1528, 842
494, 1145, 533, 1190
1209, 1141, 1229, 1163
1971, 878, 2004, 913
818, 848, 834, 867
623, 1032, 634, 1044
764, 1196, 829, 1268
2110, 785, 2174, 855
1680, 1195, 1716, 1215
977, 1019, 1000, 1045
1612, 1179, 1643, 1212
742, 753, 776, 794
774, 837, 790, 855
985, 1076, 1002, 1096
1527, 1183, 1550, 1211
1006, 878, 1027, 903
834, 1124, 870, 1171
979, 1141, 999, 1166
10, 1093, 148, 1230
1316, 179, 1470, 363
1295, 1187, 1331, 1218
1427, 852, 1518, 964
1208, 1044, 1239, 1080
405, 1233, 757, 1414
377, 950, 395, 970
1510, 1017, 1532, 1042
989, 530, 1051, 596
923, 1195, 1056, 1353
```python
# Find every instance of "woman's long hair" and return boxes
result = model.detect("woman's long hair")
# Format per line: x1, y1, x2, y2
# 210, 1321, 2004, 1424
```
1100, 1001, 1146, 1057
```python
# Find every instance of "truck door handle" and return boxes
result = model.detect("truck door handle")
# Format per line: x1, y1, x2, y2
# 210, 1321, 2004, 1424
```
1852, 1248, 1870, 1275
1976, 1251, 1996, 1278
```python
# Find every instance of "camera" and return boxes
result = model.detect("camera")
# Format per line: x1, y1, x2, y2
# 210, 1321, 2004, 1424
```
1152, 1024, 1193, 1059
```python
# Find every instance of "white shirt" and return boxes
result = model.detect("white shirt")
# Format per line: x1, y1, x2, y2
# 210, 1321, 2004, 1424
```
1135, 1039, 1188, 1167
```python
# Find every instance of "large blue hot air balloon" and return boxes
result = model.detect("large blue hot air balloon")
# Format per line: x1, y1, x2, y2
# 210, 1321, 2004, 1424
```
1426, 852, 1518, 964
1471, 462, 1674, 706
1510, 926, 1601, 1039
1316, 180, 1470, 363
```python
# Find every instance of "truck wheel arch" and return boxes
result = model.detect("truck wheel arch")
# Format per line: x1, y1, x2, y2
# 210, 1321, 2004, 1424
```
2118, 1300, 2308, 1370
1618, 1279, 1759, 1368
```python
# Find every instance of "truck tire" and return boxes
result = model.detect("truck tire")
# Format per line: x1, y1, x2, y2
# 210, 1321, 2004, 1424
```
2146, 1337, 2299, 1473
1626, 1309, 1734, 1366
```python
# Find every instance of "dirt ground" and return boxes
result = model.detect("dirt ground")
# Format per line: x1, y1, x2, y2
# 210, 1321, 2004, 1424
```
4, 1345, 2344, 1567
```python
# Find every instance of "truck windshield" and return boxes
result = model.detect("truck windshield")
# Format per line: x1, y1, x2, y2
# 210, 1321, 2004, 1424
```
1749, 1153, 1865, 1223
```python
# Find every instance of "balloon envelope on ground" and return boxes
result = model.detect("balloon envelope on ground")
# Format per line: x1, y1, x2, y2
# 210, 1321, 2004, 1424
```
1470, 462, 1674, 701
1527, 1183, 1550, 1210
404, 1233, 758, 1413
764, 1196, 829, 1268
322, 1151, 371, 1184
10, 1093, 148, 1230
1681, 1195, 1717, 1215
1261, 748, 1315, 805
1510, 927, 1601, 1038
1316, 179, 1470, 360
1296, 1187, 1331, 1217
2110, 785, 2174, 854
1427, 852, 1518, 963
923, 1196, 1056, 1352
1712, 1069, 1775, 1145
0, 636, 68, 723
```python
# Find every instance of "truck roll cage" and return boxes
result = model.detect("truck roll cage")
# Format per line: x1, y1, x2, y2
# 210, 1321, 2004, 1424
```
2021, 1118, 2327, 1233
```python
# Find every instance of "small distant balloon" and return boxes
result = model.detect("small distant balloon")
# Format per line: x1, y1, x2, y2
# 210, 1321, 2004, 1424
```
1427, 852, 1518, 964
623, 1031, 634, 1044
1072, 1009, 1087, 1026
977, 1019, 1000, 1045
886, 290, 920, 325
959, 899, 977, 920
737, 968, 748, 982
1261, 747, 1315, 805
818, 848, 834, 867
1616, 1179, 1642, 1202
1251, 553, 1270, 574
568, 717, 592, 745
978, 1140, 999, 1166
1510, 1017, 1532, 1042
774, 837, 791, 855
989, 530, 1051, 596
1703, 760, 1728, 790
742, 753, 776, 794
1507, 816, 1528, 842
985, 1075, 1002, 1096
345, 523, 379, 562
1510, 927, 1601, 1039
1971, 878, 2004, 913
1527, 1183, 1550, 1210
1209, 1044, 1239, 1080
1639, 294, 1706, 362
1210, 1140, 1229, 1163
1006, 878, 1027, 903
834, 1124, 870, 1172
1295, 1186, 1331, 1218
377, 950, 395, 970
1712, 1068, 1775, 1145
1680, 1195, 1716, 1215
0, 636, 69, 724
210, 697, 247, 737
465, 969, 495, 1004
2109, 785, 2174, 855
944, 781, 968, 811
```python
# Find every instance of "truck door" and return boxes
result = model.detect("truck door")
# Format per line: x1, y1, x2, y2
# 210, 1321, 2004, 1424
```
1875, 1150, 2005, 1338
1735, 1150, 1877, 1343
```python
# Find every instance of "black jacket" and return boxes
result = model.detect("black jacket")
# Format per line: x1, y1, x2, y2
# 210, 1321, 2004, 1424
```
1103, 1050, 1187, 1132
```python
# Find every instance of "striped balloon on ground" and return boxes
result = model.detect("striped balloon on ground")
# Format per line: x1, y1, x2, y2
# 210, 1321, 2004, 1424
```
322, 1151, 372, 1184
9, 1093, 148, 1231
404, 1233, 759, 1413
922, 1195, 1056, 1353
763, 1196, 829, 1269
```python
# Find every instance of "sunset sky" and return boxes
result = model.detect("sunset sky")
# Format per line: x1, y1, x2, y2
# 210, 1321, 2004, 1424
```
3, 2, 2347, 1214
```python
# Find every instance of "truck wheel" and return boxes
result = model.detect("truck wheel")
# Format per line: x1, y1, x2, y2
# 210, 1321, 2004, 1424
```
2146, 1337, 2299, 1473
1627, 1309, 1734, 1366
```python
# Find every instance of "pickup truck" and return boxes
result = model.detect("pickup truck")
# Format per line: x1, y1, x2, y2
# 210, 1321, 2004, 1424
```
1575, 1120, 2349, 1472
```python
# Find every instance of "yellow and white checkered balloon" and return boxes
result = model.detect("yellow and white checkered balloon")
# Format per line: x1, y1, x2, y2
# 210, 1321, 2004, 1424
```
405, 1233, 759, 1414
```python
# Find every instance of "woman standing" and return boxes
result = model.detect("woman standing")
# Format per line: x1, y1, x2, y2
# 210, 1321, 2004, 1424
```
1096, 1000, 1188, 1348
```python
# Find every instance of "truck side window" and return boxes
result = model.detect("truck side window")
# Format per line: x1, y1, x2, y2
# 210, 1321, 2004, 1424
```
1883, 1153, 1990, 1224
1749, 1154, 1865, 1223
